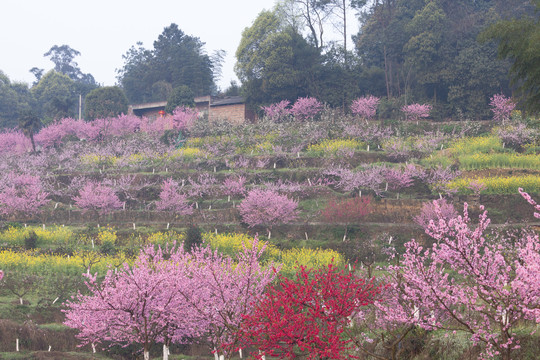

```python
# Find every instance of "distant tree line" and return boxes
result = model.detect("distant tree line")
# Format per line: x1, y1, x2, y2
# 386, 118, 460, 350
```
0, 0, 538, 129
237, 0, 538, 119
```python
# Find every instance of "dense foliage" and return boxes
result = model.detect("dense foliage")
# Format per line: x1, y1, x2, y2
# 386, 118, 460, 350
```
84, 86, 128, 120
117, 24, 214, 103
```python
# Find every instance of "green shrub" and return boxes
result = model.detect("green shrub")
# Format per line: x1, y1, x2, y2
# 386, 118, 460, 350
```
184, 225, 203, 252
24, 231, 38, 250
100, 239, 116, 256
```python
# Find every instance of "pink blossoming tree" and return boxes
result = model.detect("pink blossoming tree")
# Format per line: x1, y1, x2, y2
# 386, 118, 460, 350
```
65, 237, 276, 360
401, 103, 431, 122
172, 106, 198, 132
178, 237, 278, 359
413, 198, 458, 231
222, 176, 247, 198
390, 192, 540, 360
261, 100, 291, 122
155, 178, 193, 216
238, 189, 298, 238
64, 245, 199, 360
73, 181, 122, 215
290, 97, 323, 121
0, 130, 32, 155
490, 94, 515, 124
351, 96, 380, 120
0, 172, 49, 218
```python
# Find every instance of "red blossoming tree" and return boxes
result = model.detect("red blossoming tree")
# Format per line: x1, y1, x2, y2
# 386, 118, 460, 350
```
237, 264, 380, 359
321, 196, 372, 241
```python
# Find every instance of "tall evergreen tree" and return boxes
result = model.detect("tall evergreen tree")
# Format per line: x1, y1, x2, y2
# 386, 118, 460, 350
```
118, 24, 215, 104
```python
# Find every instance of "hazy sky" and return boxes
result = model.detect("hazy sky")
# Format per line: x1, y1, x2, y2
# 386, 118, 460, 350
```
1, 0, 279, 90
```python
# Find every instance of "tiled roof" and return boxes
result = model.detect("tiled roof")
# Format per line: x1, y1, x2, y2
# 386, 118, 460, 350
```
210, 96, 245, 107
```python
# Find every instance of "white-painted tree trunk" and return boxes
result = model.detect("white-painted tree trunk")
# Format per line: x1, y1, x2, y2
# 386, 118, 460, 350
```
163, 344, 169, 360
91, 343, 96, 353
239, 348, 243, 358
16, 338, 19, 351
214, 348, 219, 360
144, 349, 150, 360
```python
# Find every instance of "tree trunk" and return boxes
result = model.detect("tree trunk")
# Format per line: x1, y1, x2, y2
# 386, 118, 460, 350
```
342, 0, 348, 68
384, 45, 391, 99
144, 349, 150, 360
163, 344, 169, 360
30, 133, 36, 153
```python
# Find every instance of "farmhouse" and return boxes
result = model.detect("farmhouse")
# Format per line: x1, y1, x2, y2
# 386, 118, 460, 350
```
127, 95, 256, 123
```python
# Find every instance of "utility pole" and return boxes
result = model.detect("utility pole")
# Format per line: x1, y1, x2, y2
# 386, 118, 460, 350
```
79, 94, 82, 120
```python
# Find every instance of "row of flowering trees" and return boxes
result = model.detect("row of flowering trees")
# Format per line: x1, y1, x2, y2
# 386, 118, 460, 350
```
0, 107, 198, 155
62, 190, 540, 360
64, 237, 277, 360
262, 94, 515, 123
261, 96, 433, 122
0, 93, 517, 156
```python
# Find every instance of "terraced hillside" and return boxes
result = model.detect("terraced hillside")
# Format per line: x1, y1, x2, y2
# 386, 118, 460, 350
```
0, 111, 539, 359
